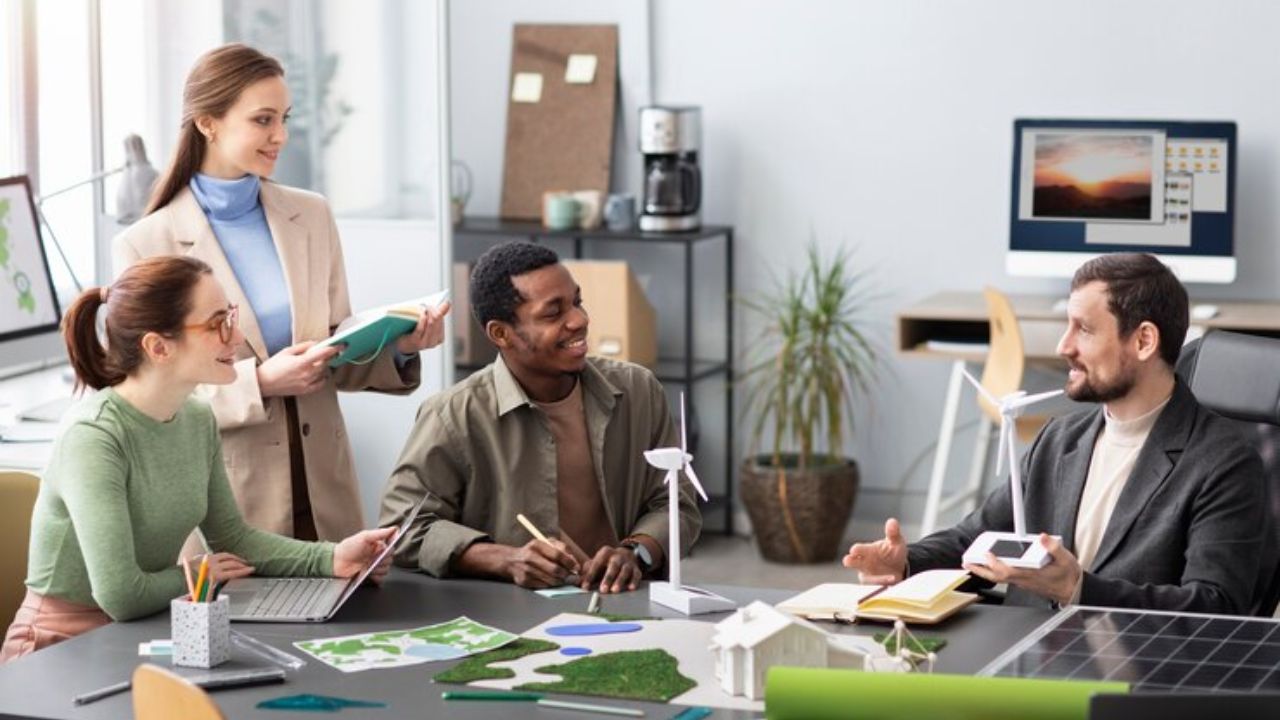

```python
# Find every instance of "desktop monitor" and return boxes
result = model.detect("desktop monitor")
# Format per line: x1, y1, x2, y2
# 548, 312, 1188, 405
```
0, 175, 65, 377
1008, 118, 1237, 283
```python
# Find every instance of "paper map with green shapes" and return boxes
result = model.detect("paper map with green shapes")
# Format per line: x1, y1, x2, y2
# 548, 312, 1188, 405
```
293, 616, 518, 673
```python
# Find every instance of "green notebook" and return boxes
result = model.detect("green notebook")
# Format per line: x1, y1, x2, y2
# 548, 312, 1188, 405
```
320, 290, 449, 367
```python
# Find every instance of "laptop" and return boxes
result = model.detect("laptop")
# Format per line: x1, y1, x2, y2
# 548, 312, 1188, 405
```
224, 495, 427, 623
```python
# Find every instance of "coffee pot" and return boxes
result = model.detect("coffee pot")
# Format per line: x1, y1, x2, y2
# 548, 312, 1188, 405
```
639, 106, 701, 232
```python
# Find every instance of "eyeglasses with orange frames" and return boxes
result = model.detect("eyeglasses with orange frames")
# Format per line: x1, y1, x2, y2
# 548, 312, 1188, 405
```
183, 304, 239, 344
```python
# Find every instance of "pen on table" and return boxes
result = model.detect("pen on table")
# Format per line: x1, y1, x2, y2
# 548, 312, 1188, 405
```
536, 698, 645, 717
441, 690, 544, 701
72, 679, 131, 706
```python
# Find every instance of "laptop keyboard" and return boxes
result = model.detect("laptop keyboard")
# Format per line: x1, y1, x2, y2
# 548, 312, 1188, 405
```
242, 578, 344, 619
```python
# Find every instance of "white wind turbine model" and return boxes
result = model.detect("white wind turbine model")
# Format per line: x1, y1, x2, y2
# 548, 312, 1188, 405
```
646, 393, 736, 615
958, 369, 1064, 569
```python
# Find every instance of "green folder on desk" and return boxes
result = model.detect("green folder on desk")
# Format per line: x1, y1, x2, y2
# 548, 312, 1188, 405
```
319, 290, 449, 368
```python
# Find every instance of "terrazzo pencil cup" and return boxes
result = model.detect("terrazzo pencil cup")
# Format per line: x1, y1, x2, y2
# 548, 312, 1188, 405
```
171, 595, 230, 668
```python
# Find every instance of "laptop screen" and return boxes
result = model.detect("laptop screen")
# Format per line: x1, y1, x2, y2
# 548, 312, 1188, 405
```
331, 494, 430, 610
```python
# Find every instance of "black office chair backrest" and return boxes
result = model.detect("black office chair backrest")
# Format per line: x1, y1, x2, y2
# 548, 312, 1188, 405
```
1176, 330, 1280, 616
1177, 330, 1280, 425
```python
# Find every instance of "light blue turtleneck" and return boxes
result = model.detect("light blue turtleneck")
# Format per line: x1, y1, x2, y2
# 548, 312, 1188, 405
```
189, 174, 292, 357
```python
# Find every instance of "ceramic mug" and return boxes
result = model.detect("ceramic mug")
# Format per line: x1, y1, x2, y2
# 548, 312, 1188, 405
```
543, 193, 580, 230
604, 193, 636, 231
573, 190, 604, 230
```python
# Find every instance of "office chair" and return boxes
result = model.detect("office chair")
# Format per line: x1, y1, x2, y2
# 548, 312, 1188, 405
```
0, 469, 40, 628
920, 287, 1053, 535
1176, 330, 1280, 616
132, 663, 225, 720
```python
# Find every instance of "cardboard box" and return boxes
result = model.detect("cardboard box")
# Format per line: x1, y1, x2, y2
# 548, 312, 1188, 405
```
562, 260, 657, 367
452, 263, 498, 367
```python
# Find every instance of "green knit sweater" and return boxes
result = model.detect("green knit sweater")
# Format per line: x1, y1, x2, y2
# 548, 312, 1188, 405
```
25, 387, 334, 621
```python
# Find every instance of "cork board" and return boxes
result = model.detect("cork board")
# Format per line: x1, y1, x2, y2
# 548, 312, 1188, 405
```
500, 24, 618, 220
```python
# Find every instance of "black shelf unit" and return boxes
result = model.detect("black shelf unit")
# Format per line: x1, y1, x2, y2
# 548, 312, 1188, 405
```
453, 217, 736, 533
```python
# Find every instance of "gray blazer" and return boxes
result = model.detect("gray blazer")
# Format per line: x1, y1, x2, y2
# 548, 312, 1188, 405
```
909, 379, 1269, 614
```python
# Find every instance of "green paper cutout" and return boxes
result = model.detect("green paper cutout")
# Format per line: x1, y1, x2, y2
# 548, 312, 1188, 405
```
517, 649, 696, 703
433, 638, 561, 684
873, 632, 947, 655
571, 611, 660, 623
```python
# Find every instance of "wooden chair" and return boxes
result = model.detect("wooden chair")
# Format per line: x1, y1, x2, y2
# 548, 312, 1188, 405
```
0, 469, 40, 629
919, 288, 1052, 536
132, 664, 225, 720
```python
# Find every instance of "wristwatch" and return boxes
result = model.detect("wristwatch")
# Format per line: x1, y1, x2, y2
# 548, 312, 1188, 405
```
621, 540, 653, 572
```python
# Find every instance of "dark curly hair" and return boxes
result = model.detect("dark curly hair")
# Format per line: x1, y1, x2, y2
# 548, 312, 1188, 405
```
469, 241, 561, 326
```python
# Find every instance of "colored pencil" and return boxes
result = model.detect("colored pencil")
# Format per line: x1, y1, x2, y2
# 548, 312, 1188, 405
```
441, 690, 543, 701
193, 555, 210, 602
536, 698, 645, 717
182, 556, 195, 600
516, 513, 551, 544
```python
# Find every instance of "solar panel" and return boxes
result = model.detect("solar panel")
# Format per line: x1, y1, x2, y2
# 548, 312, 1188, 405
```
980, 606, 1280, 692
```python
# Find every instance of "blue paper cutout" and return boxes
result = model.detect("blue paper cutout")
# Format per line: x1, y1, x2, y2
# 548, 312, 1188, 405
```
545, 623, 642, 637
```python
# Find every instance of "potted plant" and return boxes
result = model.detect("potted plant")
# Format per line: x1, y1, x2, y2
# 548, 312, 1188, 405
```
737, 245, 880, 563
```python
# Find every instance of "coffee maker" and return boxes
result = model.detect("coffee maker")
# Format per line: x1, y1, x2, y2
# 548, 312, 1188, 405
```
639, 106, 701, 232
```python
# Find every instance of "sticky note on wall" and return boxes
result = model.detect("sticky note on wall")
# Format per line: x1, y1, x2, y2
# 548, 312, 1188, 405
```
512, 72, 543, 103
565, 54, 598, 84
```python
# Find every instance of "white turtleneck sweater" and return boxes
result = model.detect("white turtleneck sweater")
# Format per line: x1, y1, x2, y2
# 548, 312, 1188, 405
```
1067, 394, 1172, 603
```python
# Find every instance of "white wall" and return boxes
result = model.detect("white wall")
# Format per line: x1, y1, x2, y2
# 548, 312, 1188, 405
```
336, 219, 447, 526
450, 0, 653, 214
647, 0, 1280, 534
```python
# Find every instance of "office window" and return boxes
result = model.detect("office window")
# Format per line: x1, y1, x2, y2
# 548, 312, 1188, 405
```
0, 0, 20, 177
223, 0, 438, 219
99, 0, 150, 219
35, 0, 94, 288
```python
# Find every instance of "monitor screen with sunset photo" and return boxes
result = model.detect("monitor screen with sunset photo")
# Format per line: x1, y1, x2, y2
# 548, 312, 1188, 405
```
1007, 119, 1236, 283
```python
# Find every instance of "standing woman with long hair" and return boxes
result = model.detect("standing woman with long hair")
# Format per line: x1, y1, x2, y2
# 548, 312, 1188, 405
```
1, 257, 393, 662
115, 44, 448, 541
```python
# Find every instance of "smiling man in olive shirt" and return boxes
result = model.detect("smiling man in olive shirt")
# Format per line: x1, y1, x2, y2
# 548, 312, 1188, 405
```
379, 241, 701, 592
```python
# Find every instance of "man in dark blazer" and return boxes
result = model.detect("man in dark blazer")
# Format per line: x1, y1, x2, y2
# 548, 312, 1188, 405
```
844, 253, 1269, 614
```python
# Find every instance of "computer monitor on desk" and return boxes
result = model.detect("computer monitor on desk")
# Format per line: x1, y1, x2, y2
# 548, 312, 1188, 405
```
1007, 118, 1237, 283
0, 175, 66, 380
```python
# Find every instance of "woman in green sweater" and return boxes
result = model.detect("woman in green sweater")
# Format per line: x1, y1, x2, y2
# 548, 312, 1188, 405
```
0, 256, 394, 662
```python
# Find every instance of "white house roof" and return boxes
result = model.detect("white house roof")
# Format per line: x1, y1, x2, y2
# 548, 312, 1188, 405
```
711, 601, 833, 649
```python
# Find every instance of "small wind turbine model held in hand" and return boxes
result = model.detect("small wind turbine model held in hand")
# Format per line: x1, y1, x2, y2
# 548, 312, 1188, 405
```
646, 392, 737, 615
958, 369, 1064, 569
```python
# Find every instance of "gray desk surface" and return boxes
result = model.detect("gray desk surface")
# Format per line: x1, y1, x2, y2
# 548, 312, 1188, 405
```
0, 572, 1051, 719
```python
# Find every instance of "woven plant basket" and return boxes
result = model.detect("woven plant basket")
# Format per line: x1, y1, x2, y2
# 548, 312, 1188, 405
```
740, 455, 859, 564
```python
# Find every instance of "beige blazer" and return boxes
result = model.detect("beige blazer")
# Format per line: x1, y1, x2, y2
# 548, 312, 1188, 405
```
113, 182, 420, 540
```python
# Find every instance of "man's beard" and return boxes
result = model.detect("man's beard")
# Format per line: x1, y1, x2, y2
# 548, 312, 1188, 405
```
1065, 360, 1137, 403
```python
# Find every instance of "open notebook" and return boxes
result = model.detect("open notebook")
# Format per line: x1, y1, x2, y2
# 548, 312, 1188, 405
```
776, 569, 977, 624
318, 290, 449, 367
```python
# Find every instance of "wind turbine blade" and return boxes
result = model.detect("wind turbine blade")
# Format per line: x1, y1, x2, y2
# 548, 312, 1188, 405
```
684, 465, 710, 503
1009, 389, 1063, 409
961, 368, 1000, 406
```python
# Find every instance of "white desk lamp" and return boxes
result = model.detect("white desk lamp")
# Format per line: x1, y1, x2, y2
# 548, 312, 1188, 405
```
35, 134, 158, 291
